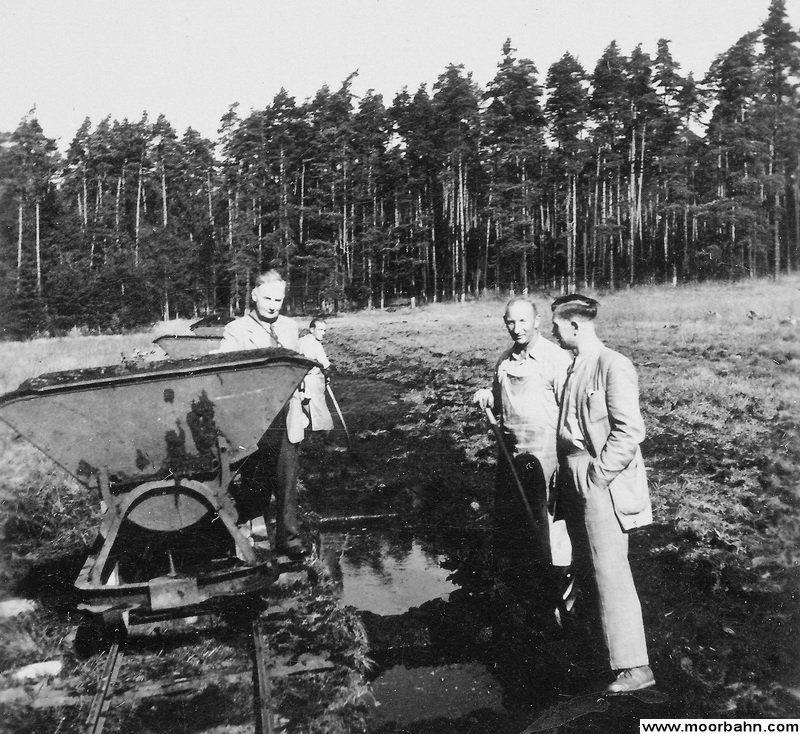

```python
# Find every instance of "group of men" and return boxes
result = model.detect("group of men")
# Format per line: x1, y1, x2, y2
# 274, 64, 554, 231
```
219, 268, 654, 694
474, 294, 654, 694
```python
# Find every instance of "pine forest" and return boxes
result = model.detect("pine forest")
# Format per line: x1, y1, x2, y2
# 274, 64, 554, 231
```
2, 0, 799, 337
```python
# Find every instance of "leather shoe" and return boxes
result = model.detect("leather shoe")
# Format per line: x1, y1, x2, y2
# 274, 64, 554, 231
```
606, 665, 655, 694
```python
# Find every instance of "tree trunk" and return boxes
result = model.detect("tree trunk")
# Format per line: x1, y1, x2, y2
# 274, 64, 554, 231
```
161, 161, 168, 228
601, 175, 608, 284
459, 155, 467, 300
206, 168, 215, 228
91, 178, 101, 268
35, 199, 42, 297
380, 250, 385, 309
431, 197, 438, 303
82, 164, 88, 228
280, 146, 288, 267
299, 160, 306, 247
682, 201, 690, 277
163, 270, 170, 321
774, 188, 781, 279
115, 174, 122, 242
484, 216, 491, 295
628, 127, 636, 285
135, 163, 143, 267
572, 175, 578, 290
637, 124, 645, 246
16, 200, 23, 293
567, 172, 577, 291
592, 150, 601, 285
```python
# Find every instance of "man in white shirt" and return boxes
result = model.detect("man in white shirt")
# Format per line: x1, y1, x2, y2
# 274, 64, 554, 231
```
219, 270, 307, 558
473, 297, 573, 619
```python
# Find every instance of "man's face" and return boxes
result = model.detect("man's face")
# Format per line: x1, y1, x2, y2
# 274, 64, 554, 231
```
551, 315, 576, 350
503, 302, 539, 348
312, 322, 327, 341
252, 282, 286, 321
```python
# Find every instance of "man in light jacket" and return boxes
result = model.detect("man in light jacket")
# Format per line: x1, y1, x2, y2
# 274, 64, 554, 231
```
219, 269, 308, 558
551, 293, 654, 694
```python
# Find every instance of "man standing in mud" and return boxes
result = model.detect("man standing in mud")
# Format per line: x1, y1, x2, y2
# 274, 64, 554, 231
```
219, 269, 308, 558
473, 297, 572, 618
551, 294, 654, 693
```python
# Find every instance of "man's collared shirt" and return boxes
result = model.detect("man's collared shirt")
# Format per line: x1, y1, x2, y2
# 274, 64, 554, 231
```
219, 311, 299, 353
298, 334, 330, 373
494, 335, 571, 464
218, 310, 305, 442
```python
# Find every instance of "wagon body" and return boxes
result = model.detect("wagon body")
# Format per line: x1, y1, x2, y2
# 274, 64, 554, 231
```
0, 348, 311, 487
189, 314, 233, 337
153, 334, 222, 360
0, 348, 316, 616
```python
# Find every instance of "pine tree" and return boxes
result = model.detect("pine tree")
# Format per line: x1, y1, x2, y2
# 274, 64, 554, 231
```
546, 53, 588, 289
390, 84, 439, 301
432, 64, 483, 299
760, 0, 800, 274
10, 112, 59, 295
483, 39, 546, 292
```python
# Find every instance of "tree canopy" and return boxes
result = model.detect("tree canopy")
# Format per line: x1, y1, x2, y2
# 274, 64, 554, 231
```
2, 0, 799, 337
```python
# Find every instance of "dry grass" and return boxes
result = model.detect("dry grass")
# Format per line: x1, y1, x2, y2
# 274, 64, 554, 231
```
0, 321, 196, 395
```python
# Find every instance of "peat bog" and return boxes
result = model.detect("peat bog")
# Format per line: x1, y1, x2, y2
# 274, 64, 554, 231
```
0, 279, 799, 732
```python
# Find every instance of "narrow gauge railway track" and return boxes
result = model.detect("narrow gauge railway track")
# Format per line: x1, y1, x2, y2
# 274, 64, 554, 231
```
83, 618, 275, 734
80, 593, 335, 734
84, 639, 124, 734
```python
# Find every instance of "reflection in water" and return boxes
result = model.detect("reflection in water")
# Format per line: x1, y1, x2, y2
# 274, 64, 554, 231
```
319, 528, 506, 729
319, 530, 459, 615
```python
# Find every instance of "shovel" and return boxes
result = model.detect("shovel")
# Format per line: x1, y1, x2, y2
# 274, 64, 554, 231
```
326, 383, 352, 452
483, 405, 538, 533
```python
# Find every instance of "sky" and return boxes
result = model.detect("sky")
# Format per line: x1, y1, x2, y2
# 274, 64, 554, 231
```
2, 0, 799, 150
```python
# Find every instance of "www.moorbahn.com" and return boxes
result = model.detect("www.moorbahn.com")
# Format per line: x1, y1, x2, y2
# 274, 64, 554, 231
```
640, 721, 800, 733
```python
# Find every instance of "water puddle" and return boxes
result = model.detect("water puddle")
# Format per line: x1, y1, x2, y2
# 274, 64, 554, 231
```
370, 662, 505, 728
319, 527, 508, 730
318, 529, 458, 615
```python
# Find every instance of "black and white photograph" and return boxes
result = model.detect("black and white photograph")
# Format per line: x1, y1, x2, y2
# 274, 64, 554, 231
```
0, 1, 798, 731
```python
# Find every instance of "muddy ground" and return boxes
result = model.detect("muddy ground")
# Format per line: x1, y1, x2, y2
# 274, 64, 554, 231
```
1, 285, 799, 732
307, 294, 800, 730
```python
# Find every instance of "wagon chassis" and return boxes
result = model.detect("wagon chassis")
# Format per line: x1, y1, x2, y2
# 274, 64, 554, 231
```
0, 348, 326, 733
76, 449, 274, 616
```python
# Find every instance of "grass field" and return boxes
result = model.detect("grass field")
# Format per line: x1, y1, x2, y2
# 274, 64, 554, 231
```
0, 277, 798, 731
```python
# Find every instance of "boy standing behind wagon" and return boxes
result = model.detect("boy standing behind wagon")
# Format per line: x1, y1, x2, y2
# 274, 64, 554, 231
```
298, 318, 334, 432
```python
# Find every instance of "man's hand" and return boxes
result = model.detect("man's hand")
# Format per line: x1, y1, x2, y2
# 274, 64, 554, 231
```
473, 388, 494, 410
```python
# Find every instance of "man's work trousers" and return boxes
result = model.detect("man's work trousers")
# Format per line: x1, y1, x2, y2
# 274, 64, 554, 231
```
243, 406, 301, 547
559, 451, 649, 670
494, 450, 571, 568
494, 450, 571, 620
